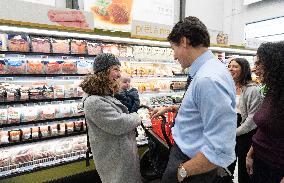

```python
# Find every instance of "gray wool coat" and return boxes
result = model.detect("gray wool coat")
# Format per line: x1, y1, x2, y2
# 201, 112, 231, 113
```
83, 95, 142, 183
237, 82, 262, 136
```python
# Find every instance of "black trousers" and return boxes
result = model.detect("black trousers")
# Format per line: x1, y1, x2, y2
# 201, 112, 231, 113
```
251, 155, 284, 183
161, 144, 217, 183
227, 114, 256, 183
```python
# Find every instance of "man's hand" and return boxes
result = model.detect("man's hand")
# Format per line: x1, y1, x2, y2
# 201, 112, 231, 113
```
177, 171, 185, 182
246, 146, 254, 175
149, 106, 169, 119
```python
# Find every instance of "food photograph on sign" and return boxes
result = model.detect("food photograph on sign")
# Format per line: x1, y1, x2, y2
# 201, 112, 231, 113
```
84, 0, 134, 32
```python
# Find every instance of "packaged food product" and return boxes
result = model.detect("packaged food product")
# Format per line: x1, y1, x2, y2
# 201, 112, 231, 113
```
29, 85, 44, 100
8, 129, 22, 142
7, 34, 29, 52
0, 130, 9, 144
55, 103, 71, 118
20, 86, 30, 100
64, 84, 77, 98
0, 149, 11, 167
12, 148, 33, 164
5, 59, 26, 74
61, 60, 77, 74
71, 102, 84, 116
51, 38, 70, 54
76, 60, 93, 74
74, 120, 84, 132
49, 123, 59, 136
71, 39, 87, 54
21, 106, 39, 122
26, 60, 44, 74
21, 127, 31, 141
7, 107, 21, 124
43, 60, 62, 74
31, 36, 51, 53
5, 85, 20, 101
0, 59, 6, 74
66, 121, 74, 133
87, 42, 102, 55
58, 123, 66, 135
34, 144, 54, 160
41, 105, 56, 120
43, 85, 54, 99
0, 108, 8, 125
31, 126, 40, 139
40, 125, 50, 138
53, 85, 65, 98
0, 33, 7, 51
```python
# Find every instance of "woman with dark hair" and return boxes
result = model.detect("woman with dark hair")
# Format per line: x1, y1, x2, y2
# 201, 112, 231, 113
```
80, 53, 142, 183
227, 58, 262, 183
246, 41, 284, 183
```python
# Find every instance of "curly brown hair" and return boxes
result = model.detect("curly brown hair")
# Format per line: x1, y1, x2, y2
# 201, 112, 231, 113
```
80, 67, 120, 96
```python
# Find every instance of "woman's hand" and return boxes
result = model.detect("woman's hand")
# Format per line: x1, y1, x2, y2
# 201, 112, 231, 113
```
150, 106, 169, 119
280, 177, 284, 183
246, 146, 254, 175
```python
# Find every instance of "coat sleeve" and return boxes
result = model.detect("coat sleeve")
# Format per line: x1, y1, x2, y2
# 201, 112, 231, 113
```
84, 97, 141, 135
237, 86, 262, 136
129, 88, 140, 113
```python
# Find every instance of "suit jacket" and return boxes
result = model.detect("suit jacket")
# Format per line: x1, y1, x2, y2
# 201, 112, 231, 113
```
83, 95, 142, 183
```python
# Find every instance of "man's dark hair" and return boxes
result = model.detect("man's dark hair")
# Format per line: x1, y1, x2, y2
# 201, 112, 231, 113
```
167, 16, 210, 47
229, 58, 252, 86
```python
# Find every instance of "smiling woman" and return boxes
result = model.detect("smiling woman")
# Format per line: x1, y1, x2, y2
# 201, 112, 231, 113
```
79, 53, 142, 183
227, 57, 262, 183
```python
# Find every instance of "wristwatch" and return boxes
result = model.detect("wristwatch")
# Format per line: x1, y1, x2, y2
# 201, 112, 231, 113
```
178, 163, 188, 179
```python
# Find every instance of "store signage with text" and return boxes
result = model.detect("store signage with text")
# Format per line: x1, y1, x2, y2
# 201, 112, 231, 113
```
0, 0, 94, 30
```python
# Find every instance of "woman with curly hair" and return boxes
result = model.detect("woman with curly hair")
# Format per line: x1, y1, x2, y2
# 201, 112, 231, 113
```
227, 58, 262, 183
246, 41, 284, 183
80, 53, 142, 183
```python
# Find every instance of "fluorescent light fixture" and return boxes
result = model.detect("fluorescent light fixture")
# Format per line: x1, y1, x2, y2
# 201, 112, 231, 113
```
0, 25, 256, 55
209, 47, 256, 55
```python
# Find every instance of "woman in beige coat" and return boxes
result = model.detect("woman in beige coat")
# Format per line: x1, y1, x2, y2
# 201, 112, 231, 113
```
80, 53, 142, 183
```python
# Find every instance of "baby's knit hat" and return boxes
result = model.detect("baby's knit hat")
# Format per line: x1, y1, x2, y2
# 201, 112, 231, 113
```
93, 53, 121, 73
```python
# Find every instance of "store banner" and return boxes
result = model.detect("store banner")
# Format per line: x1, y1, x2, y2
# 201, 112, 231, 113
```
131, 0, 174, 40
0, 0, 94, 29
19, 0, 56, 6
84, 0, 134, 32
245, 38, 264, 49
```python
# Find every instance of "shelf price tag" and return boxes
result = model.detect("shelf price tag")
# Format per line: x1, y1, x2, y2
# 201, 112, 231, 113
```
0, 54, 5, 58
45, 77, 53, 80
41, 55, 48, 59
62, 56, 68, 60
5, 77, 13, 81
18, 54, 25, 59
79, 57, 84, 60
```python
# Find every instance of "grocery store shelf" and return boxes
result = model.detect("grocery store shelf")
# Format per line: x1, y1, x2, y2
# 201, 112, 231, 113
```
0, 131, 86, 148
0, 115, 85, 128
0, 96, 82, 105
0, 51, 97, 58
0, 74, 86, 77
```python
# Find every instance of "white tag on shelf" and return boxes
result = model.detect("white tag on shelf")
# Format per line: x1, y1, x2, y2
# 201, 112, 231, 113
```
0, 54, 5, 58
18, 54, 25, 59
5, 77, 13, 81
45, 77, 53, 80
41, 55, 48, 59
79, 57, 84, 60
62, 56, 68, 60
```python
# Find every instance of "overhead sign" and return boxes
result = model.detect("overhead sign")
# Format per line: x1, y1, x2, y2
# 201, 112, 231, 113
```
19, 0, 56, 6
243, 0, 262, 5
84, 0, 134, 32
0, 0, 94, 29
131, 0, 174, 40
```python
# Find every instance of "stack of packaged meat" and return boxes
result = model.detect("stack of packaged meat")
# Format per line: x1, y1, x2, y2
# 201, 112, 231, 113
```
71, 39, 87, 54
51, 38, 70, 54
87, 42, 102, 55
7, 34, 30, 52
31, 36, 51, 53
0, 33, 7, 51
